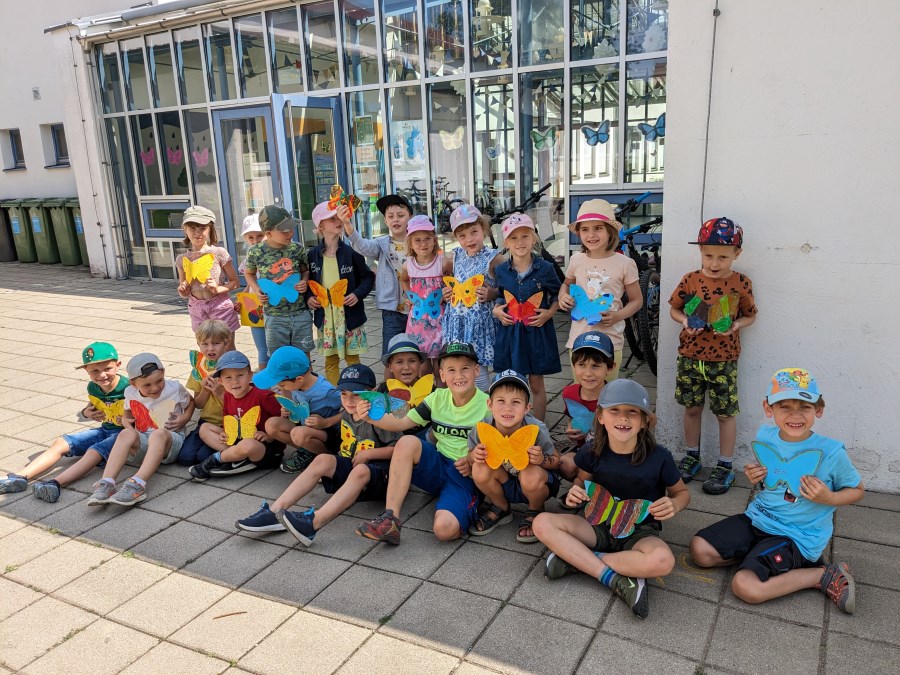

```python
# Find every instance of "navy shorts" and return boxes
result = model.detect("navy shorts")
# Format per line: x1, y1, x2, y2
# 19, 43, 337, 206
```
62, 427, 121, 463
501, 470, 561, 505
177, 422, 217, 466
321, 456, 390, 501
411, 441, 479, 533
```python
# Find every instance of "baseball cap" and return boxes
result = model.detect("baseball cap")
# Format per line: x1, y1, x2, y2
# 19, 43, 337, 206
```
76, 341, 118, 369
212, 350, 251, 377
376, 194, 413, 216
598, 379, 653, 416
126, 352, 164, 380
381, 333, 425, 366
766, 368, 821, 404
438, 342, 479, 364
407, 215, 435, 235
182, 205, 216, 226
572, 331, 614, 358
569, 199, 621, 233
258, 205, 297, 232
691, 217, 743, 248
252, 346, 311, 389
337, 364, 377, 391
311, 201, 339, 227
450, 204, 482, 231
489, 369, 532, 400
241, 213, 261, 236
500, 213, 535, 240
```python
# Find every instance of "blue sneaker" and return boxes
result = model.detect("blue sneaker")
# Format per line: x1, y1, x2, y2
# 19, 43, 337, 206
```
33, 480, 61, 503
0, 473, 27, 494
277, 507, 317, 547
677, 455, 702, 483
235, 501, 285, 532
702, 464, 736, 495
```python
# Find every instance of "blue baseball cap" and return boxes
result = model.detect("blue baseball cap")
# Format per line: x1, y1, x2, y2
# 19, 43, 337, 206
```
489, 369, 531, 400
252, 347, 310, 389
572, 331, 614, 358
767, 368, 821, 404
337, 364, 377, 391
213, 350, 251, 377
381, 333, 425, 366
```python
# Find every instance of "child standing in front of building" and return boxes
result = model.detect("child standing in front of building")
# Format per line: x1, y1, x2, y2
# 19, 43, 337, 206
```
176, 205, 241, 336
668, 218, 757, 495
237, 213, 268, 369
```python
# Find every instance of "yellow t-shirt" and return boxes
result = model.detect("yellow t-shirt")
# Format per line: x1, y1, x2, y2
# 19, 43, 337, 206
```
186, 373, 224, 426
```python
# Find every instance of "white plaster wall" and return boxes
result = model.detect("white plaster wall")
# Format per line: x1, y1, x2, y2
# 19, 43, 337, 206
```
659, 0, 900, 492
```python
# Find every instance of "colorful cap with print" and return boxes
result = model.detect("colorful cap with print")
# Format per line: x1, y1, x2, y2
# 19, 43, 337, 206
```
337, 364, 377, 391
598, 379, 653, 416
407, 214, 435, 235
311, 202, 339, 228
252, 346, 310, 389
381, 333, 425, 366
259, 205, 297, 232
376, 194, 413, 216
572, 331, 614, 358
77, 341, 118, 369
241, 213, 261, 236
691, 217, 743, 248
569, 199, 621, 233
437, 341, 479, 364
489, 369, 531, 400
766, 368, 821, 404
450, 204, 482, 231
182, 205, 216, 226
212, 350, 251, 377
500, 213, 535, 240
126, 352, 164, 380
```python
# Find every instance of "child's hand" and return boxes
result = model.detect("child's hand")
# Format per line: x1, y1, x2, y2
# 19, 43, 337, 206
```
336, 204, 352, 225
295, 280, 308, 293
475, 285, 490, 303
454, 456, 472, 477
257, 291, 269, 304
83, 404, 106, 423
356, 400, 372, 421
441, 286, 453, 303
599, 310, 621, 327
254, 431, 269, 442
281, 406, 291, 418
201, 375, 220, 392
558, 291, 574, 311
527, 446, 544, 465
528, 307, 553, 328
351, 448, 370, 466
493, 305, 514, 326
649, 495, 676, 521
680, 317, 704, 336
743, 462, 767, 485
565, 484, 589, 507
305, 414, 325, 429
163, 413, 180, 431
308, 297, 321, 310
344, 293, 359, 307
799, 475, 833, 504
565, 427, 586, 445
721, 318, 744, 337
471, 444, 487, 464
205, 277, 218, 291
219, 431, 229, 445
177, 281, 190, 297
233, 301, 240, 312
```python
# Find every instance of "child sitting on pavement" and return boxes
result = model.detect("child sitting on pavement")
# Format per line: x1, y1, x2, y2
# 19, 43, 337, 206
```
0, 342, 128, 502
88, 353, 194, 506
377, 334, 434, 420
236, 364, 402, 546
690, 368, 864, 614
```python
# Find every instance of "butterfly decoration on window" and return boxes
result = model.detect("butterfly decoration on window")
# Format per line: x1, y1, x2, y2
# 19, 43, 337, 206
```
440, 126, 465, 150
530, 127, 558, 152
485, 144, 504, 161
236, 292, 265, 328
189, 350, 216, 383
339, 419, 376, 457
192, 147, 210, 168
223, 406, 261, 446
406, 288, 443, 320
275, 394, 310, 425
752, 441, 823, 499
87, 396, 125, 426
502, 290, 543, 325
405, 127, 424, 160
258, 274, 302, 307
443, 274, 484, 308
182, 253, 215, 284
563, 397, 595, 434
355, 390, 408, 421
386, 374, 434, 408
327, 185, 362, 213
140, 147, 156, 167
637, 113, 666, 142
582, 120, 611, 146
569, 284, 614, 325
129, 399, 176, 433
166, 147, 183, 165
308, 279, 348, 308
582, 481, 653, 538
477, 422, 539, 472
683, 293, 739, 333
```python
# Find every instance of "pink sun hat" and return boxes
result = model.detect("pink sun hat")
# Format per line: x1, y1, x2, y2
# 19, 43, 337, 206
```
500, 212, 535, 239
407, 215, 435, 235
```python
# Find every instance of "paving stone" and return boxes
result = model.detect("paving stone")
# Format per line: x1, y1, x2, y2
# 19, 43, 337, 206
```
470, 604, 594, 674
576, 633, 699, 674
5, 393, 71, 414
238, 469, 303, 502
307, 564, 420, 629
684, 483, 752, 516
430, 541, 537, 600
858, 490, 900, 512
829, 585, 900, 646
0, 513, 25, 538
466, 519, 547, 557
835, 505, 900, 547
141, 481, 231, 519
647, 544, 727, 602
0, 435, 32, 459
659, 508, 723, 548
722, 574, 826, 627
55, 555, 171, 615
241, 549, 351, 606
832, 538, 899, 591
0, 523, 66, 568
338, 633, 459, 674
453, 664, 501, 675
0, 576, 43, 622
189, 490, 276, 533
381, 582, 502, 657
34, 496, 124, 536
82, 507, 177, 552
1, 479, 90, 524
825, 632, 900, 675
132, 521, 230, 569
7, 538, 116, 592
0, 596, 95, 671
121, 641, 230, 675
183, 534, 288, 588
301, 513, 379, 562
240, 610, 369, 675
359, 527, 461, 579
510, 559, 610, 627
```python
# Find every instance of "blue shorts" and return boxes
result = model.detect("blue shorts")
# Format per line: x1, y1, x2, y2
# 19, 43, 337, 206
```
62, 427, 121, 463
381, 310, 409, 355
177, 422, 217, 465
321, 456, 390, 501
411, 441, 479, 533
501, 470, 561, 505
265, 313, 315, 356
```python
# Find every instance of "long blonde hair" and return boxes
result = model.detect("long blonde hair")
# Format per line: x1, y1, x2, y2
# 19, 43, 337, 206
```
406, 231, 439, 261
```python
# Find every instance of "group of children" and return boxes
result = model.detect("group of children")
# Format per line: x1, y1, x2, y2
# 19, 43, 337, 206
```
0, 193, 864, 620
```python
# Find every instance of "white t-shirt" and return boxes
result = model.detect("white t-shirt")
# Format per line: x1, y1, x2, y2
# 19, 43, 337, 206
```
125, 379, 192, 434
565, 251, 639, 351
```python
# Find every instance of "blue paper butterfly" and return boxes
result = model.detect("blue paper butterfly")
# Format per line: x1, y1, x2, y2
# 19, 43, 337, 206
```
569, 284, 614, 325
582, 121, 610, 146
752, 441, 823, 498
275, 394, 310, 424
258, 273, 301, 307
355, 391, 407, 421
406, 127, 424, 160
485, 144, 504, 161
406, 288, 443, 320
563, 397, 595, 433
637, 113, 666, 142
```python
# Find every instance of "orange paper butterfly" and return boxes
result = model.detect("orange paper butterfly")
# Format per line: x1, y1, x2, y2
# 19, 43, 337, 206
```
308, 279, 349, 308
477, 422, 539, 471
327, 185, 362, 213
129, 399, 176, 433
503, 290, 544, 325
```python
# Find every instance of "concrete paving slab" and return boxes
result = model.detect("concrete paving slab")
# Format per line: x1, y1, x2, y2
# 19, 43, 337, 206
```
684, 483, 752, 517
0, 523, 66, 568
307, 564, 420, 629
509, 560, 610, 627
835, 505, 900, 547
859, 490, 900, 512
359, 527, 461, 578
1, 482, 85, 524
183, 534, 288, 588
722, 579, 825, 628
0, 435, 32, 459
337, 633, 459, 674
7, 537, 116, 592
141, 481, 231, 519
454, 664, 504, 675
832, 538, 900, 591
241, 548, 351, 606
0, 577, 43, 622
121, 640, 230, 675
131, 520, 230, 569
648, 544, 727, 602
0, 596, 96, 671
659, 508, 723, 548
825, 632, 900, 675
0, 513, 25, 538
466, 519, 548, 557
576, 633, 699, 674
55, 555, 171, 615
34, 495, 124, 536
430, 541, 537, 600
82, 507, 177, 552
828, 585, 900, 646
301, 514, 379, 562
188, 491, 276, 532
237, 470, 302, 502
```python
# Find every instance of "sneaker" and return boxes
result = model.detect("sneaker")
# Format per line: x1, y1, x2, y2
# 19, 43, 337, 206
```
189, 455, 222, 482
356, 509, 402, 545
110, 478, 146, 506
677, 455, 702, 482
544, 552, 577, 580
280, 449, 317, 474
236, 501, 285, 532
32, 480, 61, 503
612, 574, 650, 619
0, 473, 27, 494
87, 480, 117, 506
209, 459, 258, 477
702, 464, 736, 495
278, 507, 317, 546
819, 562, 856, 614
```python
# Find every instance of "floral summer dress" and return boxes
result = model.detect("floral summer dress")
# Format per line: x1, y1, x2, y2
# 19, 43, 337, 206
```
405, 254, 444, 358
442, 246, 498, 367
316, 256, 367, 358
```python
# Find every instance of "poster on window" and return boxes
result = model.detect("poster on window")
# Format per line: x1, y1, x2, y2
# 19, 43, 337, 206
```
391, 119, 427, 187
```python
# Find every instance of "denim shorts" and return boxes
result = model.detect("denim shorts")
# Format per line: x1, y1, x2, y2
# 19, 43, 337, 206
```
265, 312, 315, 356
381, 310, 409, 355
411, 441, 479, 533
132, 429, 186, 465
62, 427, 121, 463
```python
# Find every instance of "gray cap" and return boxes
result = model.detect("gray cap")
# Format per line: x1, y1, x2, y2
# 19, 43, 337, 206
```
598, 379, 653, 416
126, 352, 164, 380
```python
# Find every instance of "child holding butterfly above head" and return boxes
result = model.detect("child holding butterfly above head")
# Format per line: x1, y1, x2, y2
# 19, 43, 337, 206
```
558, 199, 642, 381
533, 380, 689, 620
237, 364, 403, 546
491, 213, 561, 419
235, 213, 268, 369
307, 201, 376, 385
690, 369, 862, 615
87, 353, 194, 507
0, 342, 128, 503
176, 206, 241, 337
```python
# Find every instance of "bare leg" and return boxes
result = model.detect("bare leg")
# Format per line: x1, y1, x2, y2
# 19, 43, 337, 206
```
265, 417, 295, 446
383, 436, 422, 517
271, 455, 338, 511
732, 567, 824, 604
717, 415, 737, 459
19, 438, 73, 479
683, 406, 703, 448
471, 462, 510, 511
51, 450, 104, 487
289, 426, 329, 454
220, 439, 266, 463
520, 465, 550, 512
532, 512, 604, 576
199, 423, 229, 452
528, 374, 548, 421
101, 428, 140, 482
433, 509, 463, 541
133, 430, 173, 482
689, 535, 737, 567
598, 537, 675, 579
312, 464, 371, 528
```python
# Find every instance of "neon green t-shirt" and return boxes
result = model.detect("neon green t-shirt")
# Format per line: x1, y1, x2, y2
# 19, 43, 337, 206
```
407, 388, 489, 461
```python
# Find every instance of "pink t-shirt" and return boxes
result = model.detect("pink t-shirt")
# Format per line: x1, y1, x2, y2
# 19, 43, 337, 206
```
176, 245, 232, 298
565, 251, 639, 351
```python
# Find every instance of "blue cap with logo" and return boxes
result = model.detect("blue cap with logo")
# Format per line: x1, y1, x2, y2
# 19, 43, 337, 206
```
252, 346, 311, 389
213, 350, 251, 377
766, 368, 821, 404
337, 364, 377, 391
572, 331, 614, 358
489, 369, 532, 400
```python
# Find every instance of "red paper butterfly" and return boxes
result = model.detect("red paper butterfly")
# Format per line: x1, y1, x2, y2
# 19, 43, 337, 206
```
503, 290, 544, 325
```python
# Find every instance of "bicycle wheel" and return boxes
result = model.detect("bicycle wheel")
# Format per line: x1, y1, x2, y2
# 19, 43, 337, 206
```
635, 269, 661, 376
622, 292, 644, 361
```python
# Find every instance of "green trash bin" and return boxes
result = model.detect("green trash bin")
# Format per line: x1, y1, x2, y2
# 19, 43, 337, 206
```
45, 199, 82, 266
21, 199, 59, 264
1, 199, 36, 263
64, 198, 89, 266
0, 205, 16, 262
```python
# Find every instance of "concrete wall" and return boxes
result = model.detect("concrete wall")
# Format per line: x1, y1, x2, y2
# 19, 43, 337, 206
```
658, 0, 900, 492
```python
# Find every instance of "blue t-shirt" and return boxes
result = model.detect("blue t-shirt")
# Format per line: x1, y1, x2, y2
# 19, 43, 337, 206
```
292, 375, 342, 419
744, 425, 861, 562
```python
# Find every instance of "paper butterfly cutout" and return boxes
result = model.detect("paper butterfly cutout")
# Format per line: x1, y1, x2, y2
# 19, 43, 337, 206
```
189, 350, 215, 382
258, 273, 301, 307
140, 147, 156, 167
386, 374, 434, 408
503, 290, 543, 325
130, 399, 176, 433
582, 120, 610, 146
340, 418, 376, 457
752, 441, 823, 498
406, 288, 443, 320
192, 147, 209, 168
582, 480, 653, 538
569, 284, 614, 325
308, 279, 348, 308
444, 275, 484, 308
327, 185, 362, 213
683, 293, 739, 333
87, 396, 125, 426
167, 147, 183, 165
477, 422, 539, 471
236, 292, 265, 328
530, 127, 558, 152
485, 144, 504, 161
405, 127, 424, 160
637, 113, 666, 142
275, 394, 310, 424
563, 397, 595, 434
355, 390, 407, 421
440, 126, 465, 150
182, 253, 214, 284
223, 406, 260, 445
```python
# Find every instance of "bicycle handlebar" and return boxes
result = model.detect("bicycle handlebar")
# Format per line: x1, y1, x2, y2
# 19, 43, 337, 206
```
490, 182, 553, 224
614, 191, 653, 220
620, 216, 663, 238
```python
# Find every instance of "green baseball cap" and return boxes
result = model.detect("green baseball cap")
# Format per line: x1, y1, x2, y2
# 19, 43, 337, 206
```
76, 342, 119, 369
258, 205, 297, 232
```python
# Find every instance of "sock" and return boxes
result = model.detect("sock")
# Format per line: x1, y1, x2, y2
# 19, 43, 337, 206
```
717, 455, 733, 468
100, 477, 115, 487
595, 552, 618, 587
212, 452, 223, 463
48, 479, 61, 489
686, 447, 700, 459
130, 476, 146, 488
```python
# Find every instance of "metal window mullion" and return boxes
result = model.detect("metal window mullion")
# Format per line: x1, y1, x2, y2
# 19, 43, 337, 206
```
296, 4, 311, 92
228, 16, 242, 101
378, 85, 391, 202
178, 110, 196, 206
198, 25, 214, 106
616, 24, 626, 189
373, 0, 385, 87
333, 0, 347, 96
562, 0, 571, 266
139, 37, 156, 110
510, 0, 520, 207
415, 1, 432, 215
123, 114, 153, 278
461, 0, 472, 76
259, 11, 275, 95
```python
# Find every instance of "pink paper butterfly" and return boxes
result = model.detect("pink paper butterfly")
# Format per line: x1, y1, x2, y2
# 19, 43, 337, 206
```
192, 147, 209, 168
140, 147, 156, 167
167, 147, 183, 165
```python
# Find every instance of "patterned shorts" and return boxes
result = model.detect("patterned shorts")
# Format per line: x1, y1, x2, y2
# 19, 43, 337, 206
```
675, 356, 739, 416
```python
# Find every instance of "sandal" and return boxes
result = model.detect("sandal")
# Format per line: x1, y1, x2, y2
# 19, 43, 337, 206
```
517, 510, 540, 544
468, 502, 513, 536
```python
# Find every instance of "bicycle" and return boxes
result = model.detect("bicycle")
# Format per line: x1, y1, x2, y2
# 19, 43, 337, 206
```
433, 176, 465, 233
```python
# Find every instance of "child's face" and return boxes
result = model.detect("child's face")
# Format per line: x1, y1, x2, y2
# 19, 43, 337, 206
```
764, 398, 822, 442
264, 228, 293, 248
504, 227, 535, 259
243, 231, 264, 246
84, 359, 121, 390
699, 245, 741, 279
577, 220, 614, 253
487, 386, 531, 429
341, 389, 362, 414
318, 216, 343, 236
278, 377, 304, 392
387, 353, 422, 385
384, 205, 411, 238
573, 356, 610, 392
455, 222, 485, 255
197, 336, 229, 363
183, 222, 212, 248
408, 231, 436, 258
438, 356, 478, 395
599, 404, 645, 447
219, 367, 253, 397
133, 369, 166, 399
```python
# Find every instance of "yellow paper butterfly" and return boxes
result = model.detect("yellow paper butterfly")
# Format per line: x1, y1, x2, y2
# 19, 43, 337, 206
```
223, 406, 260, 446
308, 279, 349, 308
443, 274, 484, 308
340, 419, 376, 457
386, 374, 434, 408
440, 126, 465, 150
328, 185, 362, 213
182, 253, 215, 284
477, 422, 539, 471
88, 396, 125, 425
